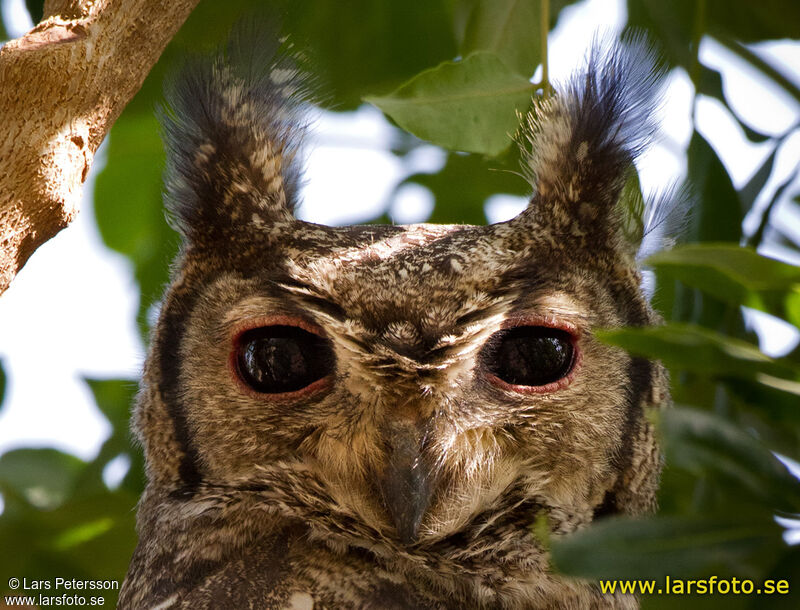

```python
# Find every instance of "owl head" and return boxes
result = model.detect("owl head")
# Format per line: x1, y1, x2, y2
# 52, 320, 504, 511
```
135, 32, 670, 553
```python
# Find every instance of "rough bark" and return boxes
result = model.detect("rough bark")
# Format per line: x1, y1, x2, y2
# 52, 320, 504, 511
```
0, 0, 200, 295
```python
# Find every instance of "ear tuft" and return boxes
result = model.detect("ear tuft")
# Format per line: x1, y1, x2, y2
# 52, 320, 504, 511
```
159, 22, 315, 242
638, 183, 695, 260
518, 32, 667, 247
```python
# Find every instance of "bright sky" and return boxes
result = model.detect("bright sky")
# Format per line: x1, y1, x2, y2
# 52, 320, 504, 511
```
0, 0, 799, 483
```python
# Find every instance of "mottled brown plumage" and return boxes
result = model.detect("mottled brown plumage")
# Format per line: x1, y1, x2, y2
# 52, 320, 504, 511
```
119, 30, 671, 609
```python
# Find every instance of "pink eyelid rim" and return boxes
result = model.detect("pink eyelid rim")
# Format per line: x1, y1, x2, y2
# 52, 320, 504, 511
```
485, 315, 582, 395
228, 314, 332, 401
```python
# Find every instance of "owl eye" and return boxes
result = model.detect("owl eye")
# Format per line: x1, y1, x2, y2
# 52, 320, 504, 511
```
483, 326, 575, 389
235, 325, 334, 394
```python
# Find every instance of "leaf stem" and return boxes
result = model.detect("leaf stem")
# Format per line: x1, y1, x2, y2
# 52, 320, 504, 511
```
746, 165, 798, 248
690, 0, 707, 124
540, 0, 550, 94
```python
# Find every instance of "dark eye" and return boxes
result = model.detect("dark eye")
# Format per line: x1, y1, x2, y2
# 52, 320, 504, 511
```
235, 325, 334, 394
483, 326, 575, 388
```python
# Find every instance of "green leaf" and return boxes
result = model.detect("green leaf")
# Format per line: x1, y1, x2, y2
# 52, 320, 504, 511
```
95, 114, 166, 258
119, 0, 259, 117
38, 490, 139, 585
460, 0, 581, 78
739, 145, 779, 213
402, 150, 529, 224
81, 378, 145, 495
123, 0, 460, 114
724, 376, 800, 459
754, 373, 800, 397
0, 358, 6, 411
625, 1, 696, 69
94, 113, 179, 336
697, 64, 771, 146
366, 52, 535, 156
551, 514, 782, 580
85, 378, 137, 431
662, 132, 747, 334
617, 167, 646, 251
0, 449, 85, 510
530, 512, 551, 550
660, 407, 800, 513
709, 1, 800, 45
595, 323, 798, 380
711, 33, 800, 107
627, 1, 800, 72
52, 517, 115, 551
281, 0, 458, 110
761, 545, 800, 610
25, 0, 43, 24
462, 0, 543, 78
0, 484, 138, 608
646, 244, 800, 327
686, 131, 744, 241
748, 169, 799, 251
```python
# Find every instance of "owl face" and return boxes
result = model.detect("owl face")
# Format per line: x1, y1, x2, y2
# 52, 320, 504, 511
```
135, 34, 667, 574
166, 210, 653, 545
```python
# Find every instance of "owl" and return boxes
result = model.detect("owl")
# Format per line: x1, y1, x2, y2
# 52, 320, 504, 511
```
118, 28, 671, 610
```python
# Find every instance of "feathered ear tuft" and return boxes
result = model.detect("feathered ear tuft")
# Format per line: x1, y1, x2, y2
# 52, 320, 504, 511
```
637, 183, 695, 260
159, 22, 315, 242
615, 170, 694, 260
516, 32, 667, 251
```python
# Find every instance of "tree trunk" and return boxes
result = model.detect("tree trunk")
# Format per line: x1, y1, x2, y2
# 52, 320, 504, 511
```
0, 0, 200, 296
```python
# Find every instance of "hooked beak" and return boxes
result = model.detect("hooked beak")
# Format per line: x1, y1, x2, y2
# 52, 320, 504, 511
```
377, 420, 436, 545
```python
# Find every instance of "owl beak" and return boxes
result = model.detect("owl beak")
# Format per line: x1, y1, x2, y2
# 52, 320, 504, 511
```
378, 421, 435, 546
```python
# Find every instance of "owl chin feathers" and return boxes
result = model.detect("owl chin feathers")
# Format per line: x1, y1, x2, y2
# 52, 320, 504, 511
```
119, 26, 670, 610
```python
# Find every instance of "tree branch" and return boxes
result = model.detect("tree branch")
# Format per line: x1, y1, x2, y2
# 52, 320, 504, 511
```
0, 0, 200, 295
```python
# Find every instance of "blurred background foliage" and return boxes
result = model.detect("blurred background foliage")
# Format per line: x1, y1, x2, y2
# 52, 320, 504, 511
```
2, 0, 800, 607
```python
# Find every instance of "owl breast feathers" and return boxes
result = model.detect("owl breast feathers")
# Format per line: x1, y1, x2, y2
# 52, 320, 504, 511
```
119, 28, 671, 609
